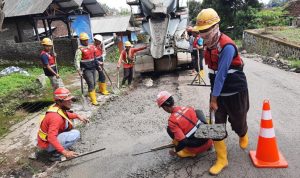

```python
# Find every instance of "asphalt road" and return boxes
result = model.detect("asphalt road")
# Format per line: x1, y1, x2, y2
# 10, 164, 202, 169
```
53, 55, 300, 178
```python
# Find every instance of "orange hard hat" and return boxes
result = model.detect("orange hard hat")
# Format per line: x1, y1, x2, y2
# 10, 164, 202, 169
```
156, 91, 172, 107
54, 88, 73, 101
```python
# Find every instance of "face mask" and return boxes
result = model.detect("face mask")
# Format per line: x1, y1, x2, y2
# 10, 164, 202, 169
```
200, 25, 220, 49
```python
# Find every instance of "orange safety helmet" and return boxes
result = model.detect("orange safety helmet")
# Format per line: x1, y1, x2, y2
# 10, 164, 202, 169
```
54, 88, 73, 101
156, 91, 172, 107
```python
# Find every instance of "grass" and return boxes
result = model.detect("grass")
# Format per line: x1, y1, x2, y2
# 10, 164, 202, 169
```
234, 39, 242, 49
289, 59, 300, 68
106, 46, 120, 63
269, 27, 300, 46
0, 66, 76, 137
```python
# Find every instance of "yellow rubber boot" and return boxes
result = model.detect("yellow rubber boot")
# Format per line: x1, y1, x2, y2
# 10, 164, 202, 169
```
100, 82, 110, 95
200, 70, 205, 78
177, 149, 196, 158
89, 90, 99, 106
209, 140, 228, 175
239, 132, 248, 149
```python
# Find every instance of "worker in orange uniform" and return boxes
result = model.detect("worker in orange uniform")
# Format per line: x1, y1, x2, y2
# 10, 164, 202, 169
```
117, 41, 147, 88
193, 8, 249, 175
37, 88, 89, 160
74, 32, 99, 105
156, 91, 213, 158
93, 34, 109, 95
40, 38, 64, 91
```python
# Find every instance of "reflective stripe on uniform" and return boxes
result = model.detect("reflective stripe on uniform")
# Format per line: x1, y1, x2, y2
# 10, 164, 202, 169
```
208, 68, 238, 74
185, 120, 201, 138
81, 58, 94, 62
260, 128, 275, 138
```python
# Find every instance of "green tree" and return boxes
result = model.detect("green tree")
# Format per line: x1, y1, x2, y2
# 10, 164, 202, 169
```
187, 0, 202, 25
233, 6, 258, 38
254, 7, 291, 33
201, 0, 262, 39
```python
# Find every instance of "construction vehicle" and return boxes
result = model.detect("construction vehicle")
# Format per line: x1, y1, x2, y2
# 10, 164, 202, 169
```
126, 0, 191, 72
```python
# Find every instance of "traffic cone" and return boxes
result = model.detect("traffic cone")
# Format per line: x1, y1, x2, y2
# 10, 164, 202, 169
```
249, 100, 288, 168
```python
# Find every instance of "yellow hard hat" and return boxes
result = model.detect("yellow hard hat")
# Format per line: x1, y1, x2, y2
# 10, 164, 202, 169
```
41, 38, 53, 46
193, 8, 220, 31
124, 41, 132, 47
79, 32, 90, 40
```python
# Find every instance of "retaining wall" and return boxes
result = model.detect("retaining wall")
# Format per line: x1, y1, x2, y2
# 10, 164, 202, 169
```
243, 29, 300, 59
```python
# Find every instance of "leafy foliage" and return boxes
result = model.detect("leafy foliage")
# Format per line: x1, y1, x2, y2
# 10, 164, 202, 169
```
187, 0, 202, 25
253, 7, 291, 32
200, 0, 262, 39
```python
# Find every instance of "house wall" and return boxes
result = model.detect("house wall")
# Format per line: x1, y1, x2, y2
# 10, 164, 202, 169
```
0, 38, 78, 66
0, 17, 34, 42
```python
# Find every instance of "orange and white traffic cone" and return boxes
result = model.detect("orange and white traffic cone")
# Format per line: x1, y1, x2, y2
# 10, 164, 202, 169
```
249, 100, 288, 168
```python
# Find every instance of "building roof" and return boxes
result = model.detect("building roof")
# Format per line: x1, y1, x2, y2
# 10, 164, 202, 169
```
3, 0, 105, 18
83, 0, 106, 16
91, 15, 136, 33
3, 0, 52, 18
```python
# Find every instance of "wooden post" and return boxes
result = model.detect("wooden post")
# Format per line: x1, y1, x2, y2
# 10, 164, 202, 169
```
33, 19, 40, 41
42, 19, 48, 37
47, 19, 52, 37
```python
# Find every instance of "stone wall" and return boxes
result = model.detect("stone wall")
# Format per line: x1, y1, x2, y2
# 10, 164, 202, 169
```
242, 29, 300, 59
0, 38, 78, 66
0, 17, 34, 42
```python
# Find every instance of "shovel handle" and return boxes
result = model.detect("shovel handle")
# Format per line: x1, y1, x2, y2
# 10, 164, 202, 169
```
210, 110, 216, 124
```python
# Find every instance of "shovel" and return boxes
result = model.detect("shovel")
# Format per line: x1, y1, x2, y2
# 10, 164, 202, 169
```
117, 68, 120, 89
80, 74, 89, 110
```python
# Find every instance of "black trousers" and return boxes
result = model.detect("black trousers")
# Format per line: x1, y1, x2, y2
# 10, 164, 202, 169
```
83, 69, 97, 92
122, 67, 133, 85
97, 68, 106, 83
215, 89, 249, 138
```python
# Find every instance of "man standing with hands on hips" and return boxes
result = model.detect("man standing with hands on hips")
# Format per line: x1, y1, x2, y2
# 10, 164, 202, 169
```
193, 8, 249, 175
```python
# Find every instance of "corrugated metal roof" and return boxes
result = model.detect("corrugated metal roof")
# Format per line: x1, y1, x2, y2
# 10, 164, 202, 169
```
3, 0, 52, 18
3, 0, 105, 18
91, 15, 131, 33
83, 0, 106, 16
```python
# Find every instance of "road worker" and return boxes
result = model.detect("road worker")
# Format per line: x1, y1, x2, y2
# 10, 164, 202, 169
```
74, 32, 99, 105
191, 28, 204, 79
156, 91, 213, 158
37, 88, 89, 160
93, 34, 109, 95
117, 41, 147, 88
186, 26, 195, 74
40, 38, 64, 91
193, 8, 249, 175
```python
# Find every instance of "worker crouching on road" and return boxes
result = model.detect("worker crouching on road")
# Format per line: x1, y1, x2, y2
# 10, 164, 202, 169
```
156, 91, 213, 158
75, 32, 99, 105
193, 8, 249, 175
40, 38, 64, 91
37, 88, 89, 159
93, 34, 109, 95
117, 41, 147, 88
